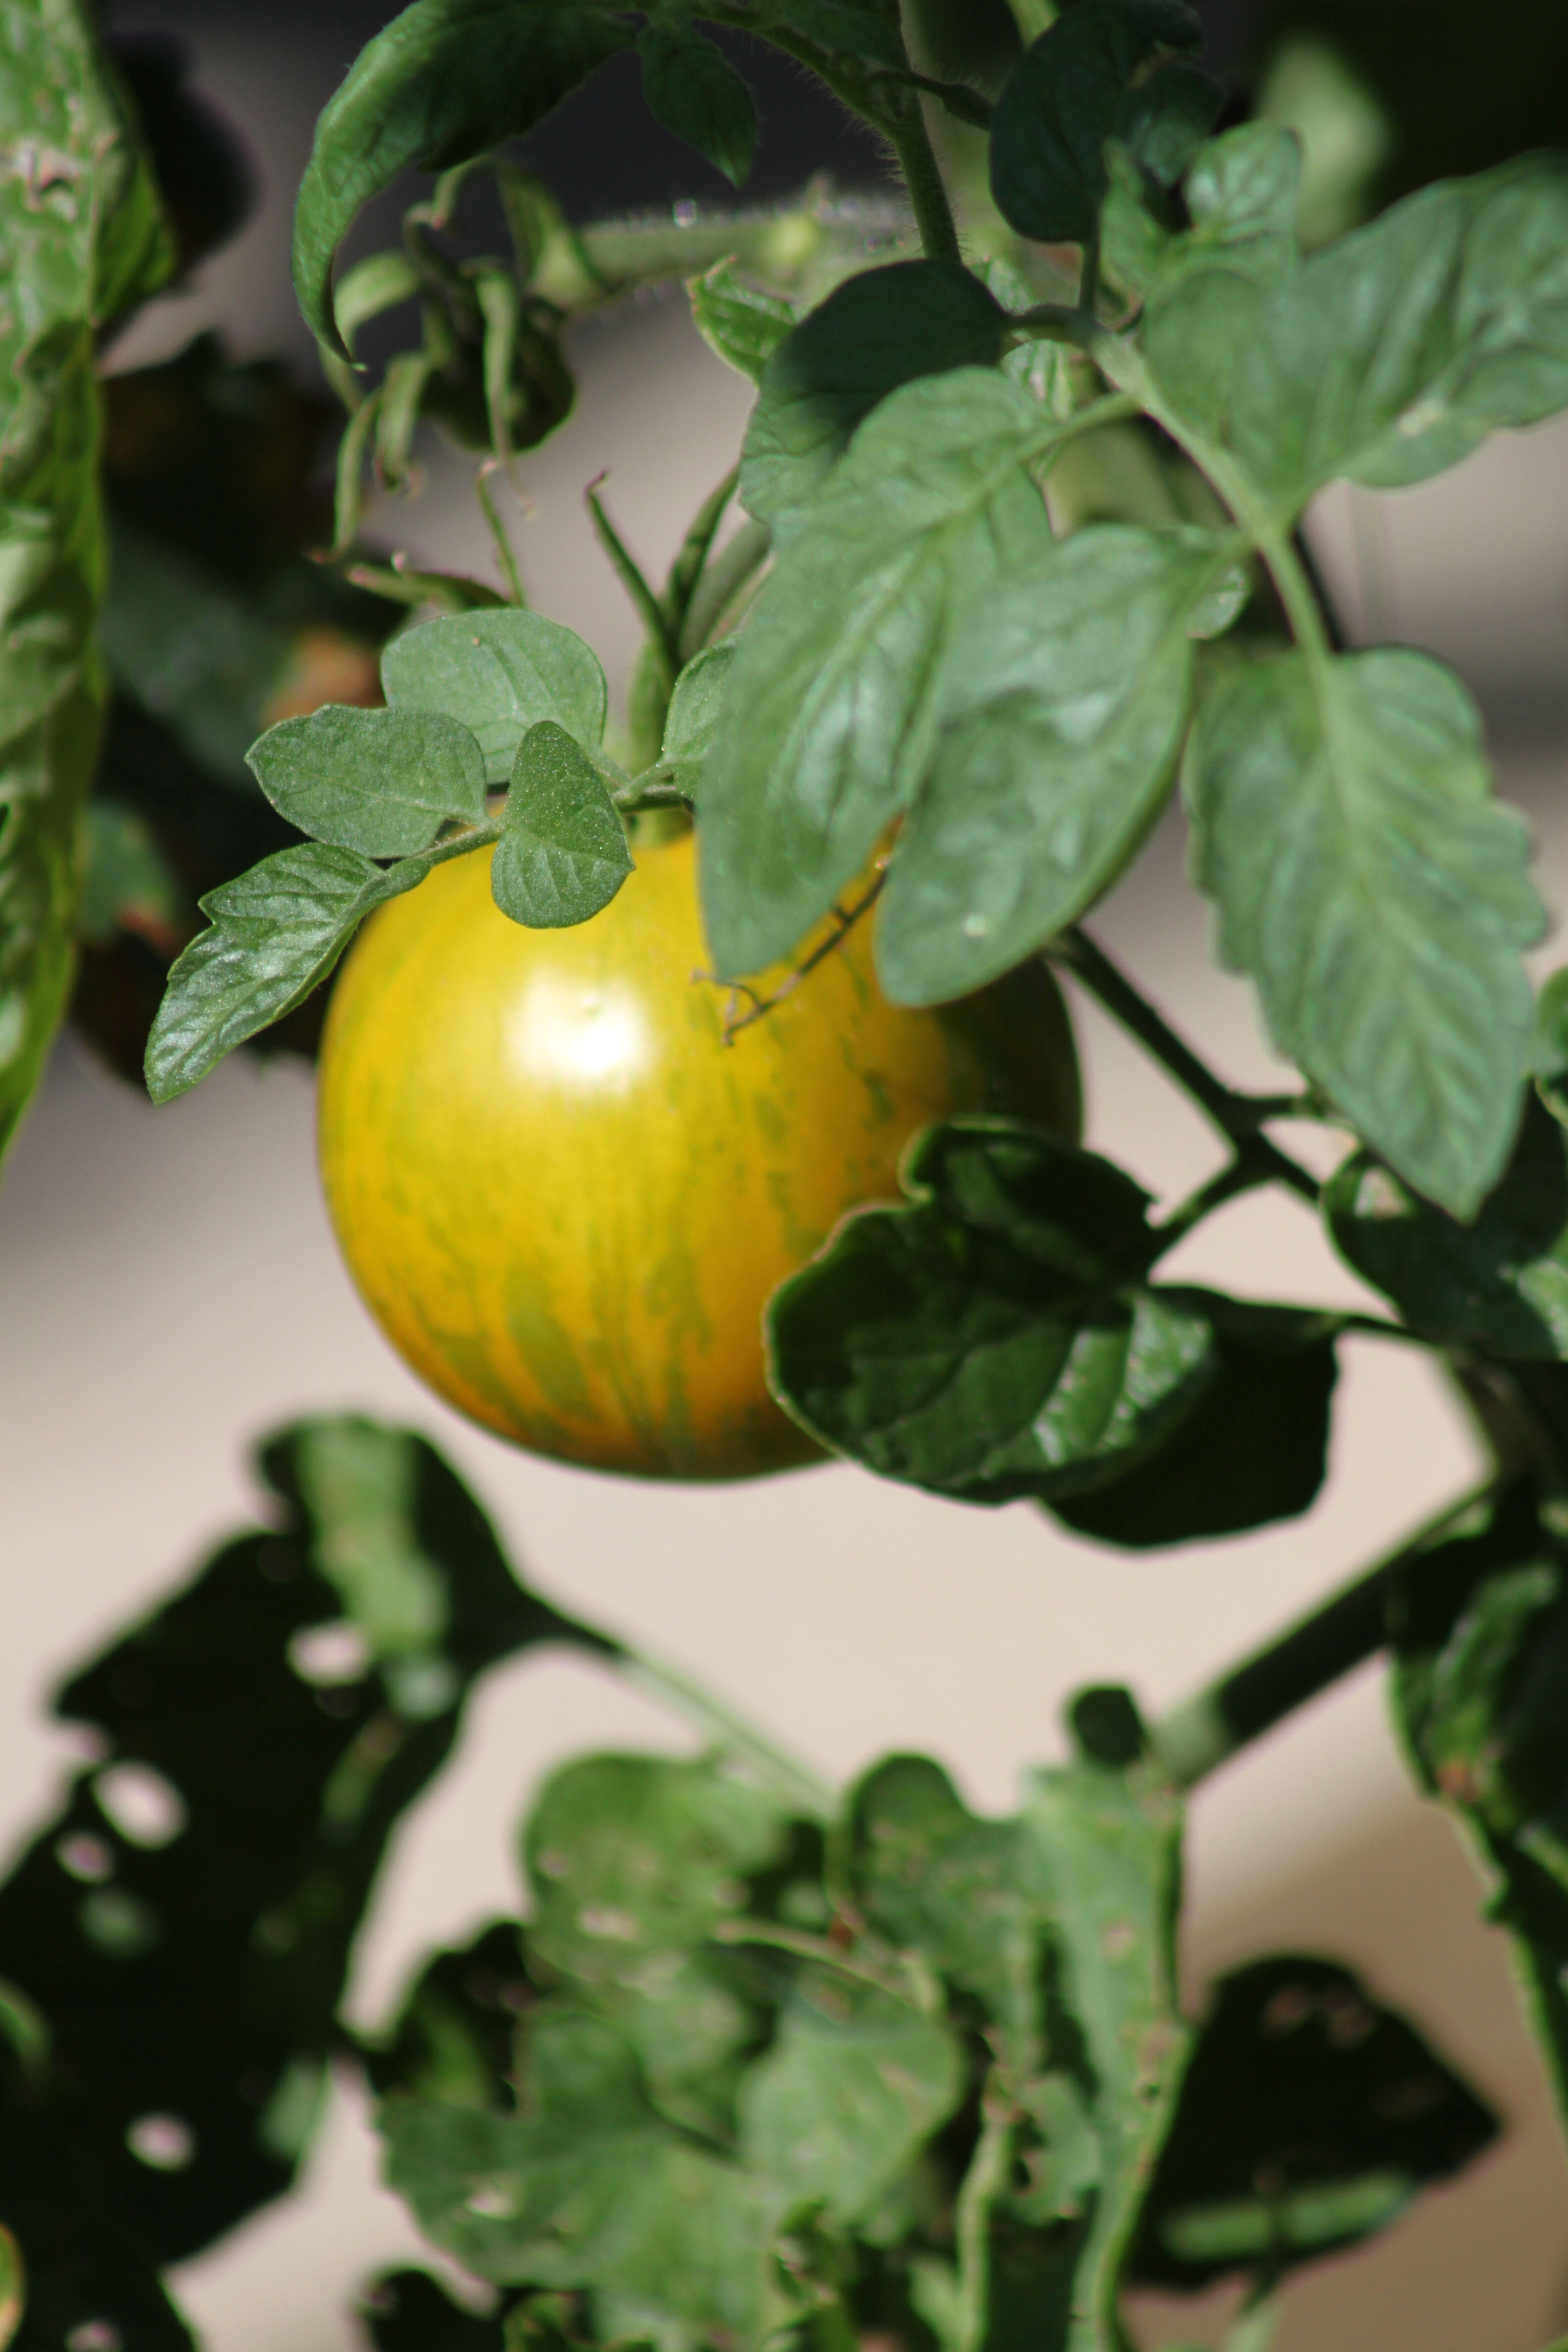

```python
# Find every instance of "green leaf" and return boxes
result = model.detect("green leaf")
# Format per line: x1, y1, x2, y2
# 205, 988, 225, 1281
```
771, 0, 905, 66
384, 2009, 795, 2343
702, 369, 1054, 980
1187, 646, 1543, 1219
77, 798, 185, 947
1019, 1750, 1187, 2352
875, 526, 1215, 1007
1182, 123, 1302, 278
1054, 1298, 1339, 1547
1386, 1483, 1568, 2133
292, 0, 633, 356
144, 842, 428, 1103
1326, 1100, 1568, 1359
738, 261, 1008, 532
1142, 265, 1270, 443
688, 260, 797, 384
1535, 967, 1568, 1105
737, 1978, 963, 2227
247, 705, 487, 856
0, 1417, 600, 2264
1115, 58, 1224, 189
492, 721, 632, 928
0, 0, 173, 1174
849, 1757, 1039, 2065
661, 638, 735, 795
1132, 1955, 1496, 2287
1228, 156, 1568, 507
523, 1751, 790, 1989
988, 0, 1203, 246
766, 1122, 1216, 1502
383, 609, 608, 783
638, 25, 756, 187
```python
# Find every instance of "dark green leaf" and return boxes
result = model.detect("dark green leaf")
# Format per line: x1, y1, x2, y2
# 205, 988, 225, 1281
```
360, 2269, 505, 2352
702, 369, 1054, 980
875, 526, 1214, 1006
77, 800, 186, 948
384, 2008, 796, 2342
365, 1921, 534, 2111
1019, 1751, 1187, 2352
1116, 59, 1224, 189
524, 1752, 790, 1989
738, 261, 1008, 531
1536, 966, 1568, 1107
1229, 155, 1568, 505
0, 1417, 603, 2264
850, 1757, 1039, 2063
492, 721, 631, 928
247, 705, 487, 856
144, 841, 427, 1103
1327, 1099, 1568, 1358
767, 1122, 1215, 1501
0, 2098, 196, 2352
737, 1979, 963, 2226
292, 0, 633, 356
688, 261, 797, 385
988, 0, 1202, 246
1132, 1956, 1496, 2286
638, 26, 756, 187
383, 609, 608, 783
1053, 1297, 1338, 1548
772, 0, 905, 66
661, 639, 735, 795
1188, 646, 1543, 1219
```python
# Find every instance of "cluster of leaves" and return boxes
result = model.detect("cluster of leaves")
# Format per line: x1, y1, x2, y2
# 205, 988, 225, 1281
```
0, 1417, 1500, 2352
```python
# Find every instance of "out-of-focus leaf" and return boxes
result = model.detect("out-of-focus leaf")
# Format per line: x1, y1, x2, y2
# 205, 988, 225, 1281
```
737, 1978, 963, 2227
293, 0, 633, 356
76, 801, 186, 950
739, 261, 1008, 531
1188, 646, 1542, 1219
248, 706, 486, 856
702, 370, 1057, 980
767, 1122, 1217, 1502
1132, 1956, 1497, 2287
1327, 1100, 1568, 1358
365, 1920, 535, 2112
1018, 1746, 1187, 2352
849, 1757, 1038, 2064
875, 526, 1215, 1006
492, 721, 631, 929
1053, 1299, 1339, 1547
1228, 156, 1568, 505
383, 610, 607, 782
383, 2009, 797, 2345
144, 840, 430, 1102
688, 262, 797, 385
638, 25, 757, 187
0, 1418, 606, 2264
0, 0, 173, 1172
360, 2269, 506, 2352
1387, 1482, 1568, 2125
988, 0, 1203, 245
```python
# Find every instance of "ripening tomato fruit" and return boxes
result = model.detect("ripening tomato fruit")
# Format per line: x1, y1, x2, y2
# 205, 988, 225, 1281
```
316, 825, 1080, 1479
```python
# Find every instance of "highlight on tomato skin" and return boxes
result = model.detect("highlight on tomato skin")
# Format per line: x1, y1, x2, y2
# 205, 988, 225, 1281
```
316, 823, 1080, 1481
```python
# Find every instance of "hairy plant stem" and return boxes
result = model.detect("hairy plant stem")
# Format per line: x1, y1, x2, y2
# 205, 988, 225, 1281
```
887, 95, 963, 262
1051, 928, 1321, 1204
1149, 1479, 1502, 1788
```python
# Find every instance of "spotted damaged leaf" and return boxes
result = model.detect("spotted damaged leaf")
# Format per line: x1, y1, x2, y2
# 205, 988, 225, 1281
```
0, 1416, 605, 2263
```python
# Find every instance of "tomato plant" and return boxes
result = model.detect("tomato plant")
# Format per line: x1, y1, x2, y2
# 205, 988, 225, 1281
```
4, 2, 1568, 2350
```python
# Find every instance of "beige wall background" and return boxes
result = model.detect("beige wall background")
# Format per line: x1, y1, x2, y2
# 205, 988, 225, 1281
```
5, 11, 1568, 2347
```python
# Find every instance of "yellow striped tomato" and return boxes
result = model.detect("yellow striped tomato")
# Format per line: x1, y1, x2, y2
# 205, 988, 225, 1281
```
316, 826, 1079, 1479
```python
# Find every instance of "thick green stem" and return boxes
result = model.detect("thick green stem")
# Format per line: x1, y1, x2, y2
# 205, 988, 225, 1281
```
1150, 1481, 1500, 1788
888, 96, 963, 262
954, 2083, 1014, 2352
1051, 928, 1321, 1205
